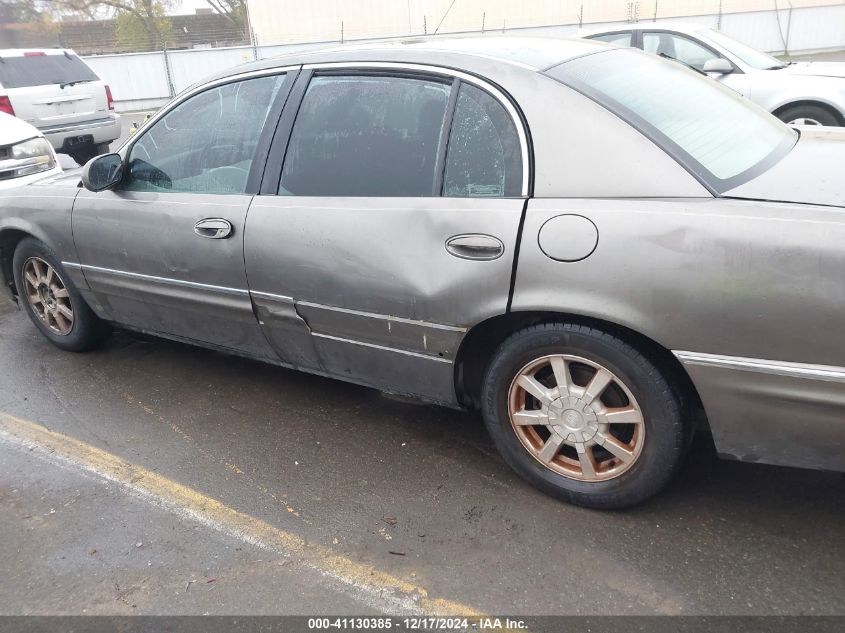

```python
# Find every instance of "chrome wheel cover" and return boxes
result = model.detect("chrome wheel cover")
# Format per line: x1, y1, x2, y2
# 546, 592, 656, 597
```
23, 257, 74, 336
508, 354, 645, 482
787, 117, 823, 126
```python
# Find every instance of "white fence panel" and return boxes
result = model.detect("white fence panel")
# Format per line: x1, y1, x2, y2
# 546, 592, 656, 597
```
719, 10, 790, 52
167, 46, 258, 93
786, 4, 845, 53
257, 41, 336, 60
83, 51, 170, 111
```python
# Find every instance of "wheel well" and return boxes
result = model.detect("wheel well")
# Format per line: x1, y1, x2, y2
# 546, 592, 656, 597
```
454, 311, 704, 417
772, 100, 844, 125
0, 229, 33, 300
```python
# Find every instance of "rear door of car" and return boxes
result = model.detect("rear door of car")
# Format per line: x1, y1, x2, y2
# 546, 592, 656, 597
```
0, 51, 109, 131
244, 65, 530, 403
71, 68, 296, 357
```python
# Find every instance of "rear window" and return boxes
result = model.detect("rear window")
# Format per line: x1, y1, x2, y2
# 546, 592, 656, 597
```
545, 49, 797, 192
0, 53, 98, 89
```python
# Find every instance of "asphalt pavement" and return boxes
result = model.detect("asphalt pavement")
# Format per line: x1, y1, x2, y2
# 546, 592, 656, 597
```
1, 298, 843, 616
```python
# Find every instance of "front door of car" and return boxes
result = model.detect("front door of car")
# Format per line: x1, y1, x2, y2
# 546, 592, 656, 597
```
72, 71, 293, 357
641, 31, 751, 96
244, 68, 528, 403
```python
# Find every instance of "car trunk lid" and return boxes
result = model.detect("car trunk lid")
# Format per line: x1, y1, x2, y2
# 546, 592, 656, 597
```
724, 127, 845, 208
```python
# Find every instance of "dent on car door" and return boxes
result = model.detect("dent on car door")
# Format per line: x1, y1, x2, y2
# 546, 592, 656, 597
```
244, 68, 529, 403
71, 71, 293, 356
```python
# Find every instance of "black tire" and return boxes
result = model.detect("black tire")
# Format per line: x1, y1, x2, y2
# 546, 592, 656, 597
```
12, 238, 110, 352
481, 323, 687, 510
776, 104, 840, 127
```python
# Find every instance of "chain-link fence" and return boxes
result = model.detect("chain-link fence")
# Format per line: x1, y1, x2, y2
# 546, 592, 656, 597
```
2, 0, 843, 55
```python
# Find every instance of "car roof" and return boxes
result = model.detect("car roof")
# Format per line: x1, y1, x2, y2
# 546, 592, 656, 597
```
581, 22, 711, 37
209, 35, 608, 83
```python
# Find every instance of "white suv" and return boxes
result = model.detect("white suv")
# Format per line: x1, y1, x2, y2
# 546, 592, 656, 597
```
0, 48, 120, 164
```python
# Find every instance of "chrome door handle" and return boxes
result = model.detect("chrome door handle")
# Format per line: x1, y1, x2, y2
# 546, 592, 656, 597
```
194, 218, 233, 239
445, 234, 504, 260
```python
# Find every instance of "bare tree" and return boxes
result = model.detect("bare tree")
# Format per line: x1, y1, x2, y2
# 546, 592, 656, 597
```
205, 0, 248, 39
52, 0, 175, 50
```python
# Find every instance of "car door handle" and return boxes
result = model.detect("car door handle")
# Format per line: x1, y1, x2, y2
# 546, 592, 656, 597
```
445, 234, 504, 260
194, 218, 233, 239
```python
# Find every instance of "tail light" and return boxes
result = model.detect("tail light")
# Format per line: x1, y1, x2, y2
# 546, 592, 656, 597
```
105, 85, 114, 111
23, 51, 46, 56
0, 96, 15, 116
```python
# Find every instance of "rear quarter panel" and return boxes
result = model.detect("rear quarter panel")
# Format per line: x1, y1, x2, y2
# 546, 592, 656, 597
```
512, 197, 845, 470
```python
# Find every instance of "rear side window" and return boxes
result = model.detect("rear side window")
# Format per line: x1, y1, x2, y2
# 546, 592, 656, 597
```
589, 32, 633, 47
444, 83, 523, 197
0, 54, 98, 89
279, 75, 450, 197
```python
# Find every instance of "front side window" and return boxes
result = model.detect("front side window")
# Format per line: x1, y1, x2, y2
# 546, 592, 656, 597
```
546, 49, 797, 190
127, 74, 285, 194
701, 28, 787, 70
444, 83, 523, 197
279, 74, 450, 197
642, 32, 723, 71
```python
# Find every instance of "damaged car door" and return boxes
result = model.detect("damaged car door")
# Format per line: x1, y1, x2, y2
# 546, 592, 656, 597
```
245, 68, 529, 403
71, 71, 291, 356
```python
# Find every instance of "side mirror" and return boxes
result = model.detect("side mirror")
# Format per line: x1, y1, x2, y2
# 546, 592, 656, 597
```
81, 153, 124, 192
703, 58, 734, 75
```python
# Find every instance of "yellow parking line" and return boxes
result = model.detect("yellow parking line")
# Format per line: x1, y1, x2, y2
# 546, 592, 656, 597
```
0, 411, 482, 617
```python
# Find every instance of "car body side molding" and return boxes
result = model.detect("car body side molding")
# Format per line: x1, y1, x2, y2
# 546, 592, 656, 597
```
674, 351, 845, 383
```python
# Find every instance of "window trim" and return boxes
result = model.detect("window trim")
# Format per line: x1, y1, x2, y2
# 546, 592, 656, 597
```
263, 61, 531, 198
118, 66, 299, 196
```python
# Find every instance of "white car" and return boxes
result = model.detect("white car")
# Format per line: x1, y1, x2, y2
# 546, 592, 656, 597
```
582, 23, 845, 126
0, 49, 120, 164
0, 111, 62, 189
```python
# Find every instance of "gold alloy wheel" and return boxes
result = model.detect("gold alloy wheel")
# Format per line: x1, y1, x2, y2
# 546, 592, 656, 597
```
23, 257, 74, 336
508, 354, 645, 482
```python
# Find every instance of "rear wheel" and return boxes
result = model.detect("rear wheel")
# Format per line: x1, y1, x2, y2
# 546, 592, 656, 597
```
776, 104, 840, 127
481, 323, 687, 509
12, 238, 110, 352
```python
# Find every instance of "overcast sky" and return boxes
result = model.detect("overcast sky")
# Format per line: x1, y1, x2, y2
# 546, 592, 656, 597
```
173, 0, 210, 14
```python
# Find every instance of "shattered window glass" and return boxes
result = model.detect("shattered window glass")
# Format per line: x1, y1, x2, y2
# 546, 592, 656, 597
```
126, 74, 285, 194
443, 83, 522, 198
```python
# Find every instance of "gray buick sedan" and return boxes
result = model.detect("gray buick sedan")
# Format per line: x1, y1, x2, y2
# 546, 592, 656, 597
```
1, 37, 843, 509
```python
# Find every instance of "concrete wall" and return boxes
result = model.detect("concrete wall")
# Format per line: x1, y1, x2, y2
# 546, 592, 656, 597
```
83, 2, 845, 112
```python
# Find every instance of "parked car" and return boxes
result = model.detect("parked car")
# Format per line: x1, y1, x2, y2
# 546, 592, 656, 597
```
582, 23, 845, 126
0, 111, 61, 189
0, 48, 120, 164
1, 37, 843, 509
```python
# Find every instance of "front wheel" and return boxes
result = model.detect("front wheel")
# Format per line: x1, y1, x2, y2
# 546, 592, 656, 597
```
776, 104, 840, 127
12, 238, 110, 352
481, 323, 687, 509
